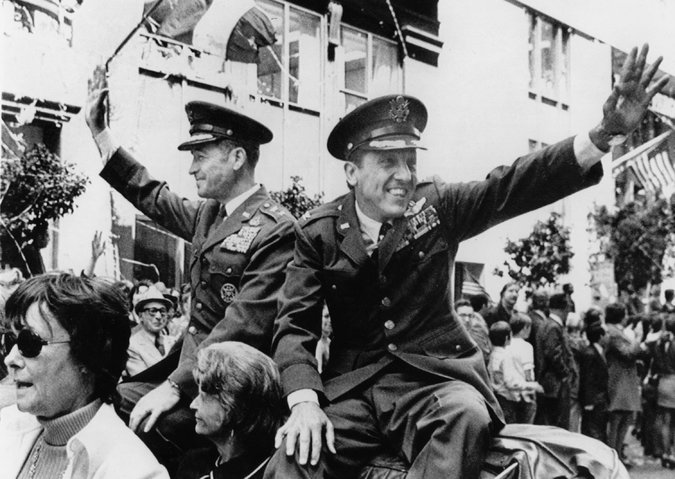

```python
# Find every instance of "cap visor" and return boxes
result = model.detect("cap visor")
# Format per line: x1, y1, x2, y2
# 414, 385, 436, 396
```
360, 136, 427, 151
177, 135, 220, 151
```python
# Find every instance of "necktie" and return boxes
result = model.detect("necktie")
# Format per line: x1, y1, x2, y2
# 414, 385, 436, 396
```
371, 222, 392, 264
155, 335, 165, 356
378, 222, 392, 243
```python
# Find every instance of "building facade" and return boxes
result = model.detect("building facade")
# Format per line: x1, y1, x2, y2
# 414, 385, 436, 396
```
2, 0, 674, 309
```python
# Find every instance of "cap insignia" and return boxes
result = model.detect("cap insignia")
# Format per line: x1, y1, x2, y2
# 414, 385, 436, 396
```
389, 96, 410, 123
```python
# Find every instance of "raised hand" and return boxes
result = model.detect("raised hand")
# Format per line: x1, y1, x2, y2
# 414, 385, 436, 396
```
591, 44, 670, 150
85, 65, 109, 136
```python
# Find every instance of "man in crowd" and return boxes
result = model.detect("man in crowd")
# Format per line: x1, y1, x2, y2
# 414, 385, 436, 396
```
266, 45, 667, 479
85, 68, 295, 469
455, 298, 491, 366
126, 286, 173, 377
579, 320, 609, 443
536, 292, 577, 429
528, 288, 549, 373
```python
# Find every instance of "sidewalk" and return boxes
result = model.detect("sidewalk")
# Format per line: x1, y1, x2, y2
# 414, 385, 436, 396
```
624, 427, 673, 479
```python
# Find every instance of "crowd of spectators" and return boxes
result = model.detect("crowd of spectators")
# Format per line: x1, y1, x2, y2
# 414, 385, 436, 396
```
457, 284, 675, 470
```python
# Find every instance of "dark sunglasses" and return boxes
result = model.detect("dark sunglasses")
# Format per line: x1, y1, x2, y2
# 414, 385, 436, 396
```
0, 329, 70, 358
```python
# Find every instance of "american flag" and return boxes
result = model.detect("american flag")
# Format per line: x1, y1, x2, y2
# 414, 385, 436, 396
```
612, 130, 675, 196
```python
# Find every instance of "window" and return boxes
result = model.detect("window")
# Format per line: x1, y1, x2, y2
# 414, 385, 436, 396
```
256, 0, 321, 111
340, 25, 402, 112
528, 13, 569, 106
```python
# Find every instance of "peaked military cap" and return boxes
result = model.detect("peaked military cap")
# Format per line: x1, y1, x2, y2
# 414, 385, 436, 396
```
327, 94, 428, 161
177, 101, 273, 151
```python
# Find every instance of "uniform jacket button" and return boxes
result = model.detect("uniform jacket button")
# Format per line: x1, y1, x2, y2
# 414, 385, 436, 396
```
418, 251, 426, 259
331, 284, 337, 291
200, 280, 207, 288
455, 344, 461, 351
384, 320, 395, 330
195, 302, 203, 311
188, 325, 197, 335
381, 297, 391, 308
387, 343, 398, 352
225, 267, 233, 274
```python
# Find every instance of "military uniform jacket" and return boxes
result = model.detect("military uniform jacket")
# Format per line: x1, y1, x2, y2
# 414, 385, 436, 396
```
101, 148, 295, 395
272, 138, 602, 425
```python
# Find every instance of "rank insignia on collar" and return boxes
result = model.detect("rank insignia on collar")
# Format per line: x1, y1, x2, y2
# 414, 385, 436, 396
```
339, 222, 350, 230
220, 283, 237, 303
389, 96, 410, 123
396, 205, 440, 251
221, 226, 261, 253
249, 216, 261, 226
242, 211, 251, 219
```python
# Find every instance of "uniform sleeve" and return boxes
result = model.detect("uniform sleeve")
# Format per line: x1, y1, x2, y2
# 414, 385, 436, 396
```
169, 218, 296, 390
100, 148, 200, 241
434, 137, 603, 242
271, 222, 326, 398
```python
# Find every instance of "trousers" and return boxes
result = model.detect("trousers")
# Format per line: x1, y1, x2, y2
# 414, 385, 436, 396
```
264, 362, 493, 479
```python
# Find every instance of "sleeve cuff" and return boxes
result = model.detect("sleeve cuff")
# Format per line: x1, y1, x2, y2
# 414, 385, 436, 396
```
574, 132, 606, 171
287, 389, 319, 409
94, 128, 120, 163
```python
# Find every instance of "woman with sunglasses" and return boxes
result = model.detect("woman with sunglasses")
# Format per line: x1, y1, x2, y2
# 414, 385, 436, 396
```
0, 273, 168, 479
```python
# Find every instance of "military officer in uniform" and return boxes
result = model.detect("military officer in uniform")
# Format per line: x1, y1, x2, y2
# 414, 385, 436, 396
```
265, 45, 668, 479
85, 72, 295, 469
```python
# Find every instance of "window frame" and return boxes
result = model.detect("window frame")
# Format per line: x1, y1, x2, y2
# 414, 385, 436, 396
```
339, 23, 402, 111
527, 12, 570, 109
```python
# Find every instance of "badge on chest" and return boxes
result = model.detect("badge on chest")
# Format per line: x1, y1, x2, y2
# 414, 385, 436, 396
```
396, 204, 440, 251
221, 226, 261, 253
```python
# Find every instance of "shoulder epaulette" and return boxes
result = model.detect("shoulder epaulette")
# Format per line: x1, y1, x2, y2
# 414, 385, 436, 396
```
259, 200, 293, 223
299, 201, 340, 227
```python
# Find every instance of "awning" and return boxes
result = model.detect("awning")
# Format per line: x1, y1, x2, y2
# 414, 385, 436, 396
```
143, 0, 276, 63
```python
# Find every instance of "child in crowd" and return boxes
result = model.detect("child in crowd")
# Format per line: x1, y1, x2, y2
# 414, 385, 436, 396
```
489, 320, 543, 424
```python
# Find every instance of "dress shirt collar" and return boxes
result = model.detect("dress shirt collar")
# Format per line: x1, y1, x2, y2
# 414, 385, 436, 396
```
354, 200, 390, 245
223, 184, 261, 216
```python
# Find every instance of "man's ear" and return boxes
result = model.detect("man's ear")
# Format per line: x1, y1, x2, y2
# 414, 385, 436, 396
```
230, 147, 247, 171
344, 161, 358, 188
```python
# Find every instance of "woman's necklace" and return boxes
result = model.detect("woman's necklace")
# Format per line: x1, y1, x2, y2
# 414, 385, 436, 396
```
27, 434, 44, 479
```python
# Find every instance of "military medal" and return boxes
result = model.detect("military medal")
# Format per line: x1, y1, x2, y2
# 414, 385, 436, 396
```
221, 226, 261, 253
396, 205, 440, 251
220, 283, 237, 303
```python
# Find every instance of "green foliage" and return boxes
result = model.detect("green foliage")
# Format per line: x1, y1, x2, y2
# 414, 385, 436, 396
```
270, 176, 323, 219
591, 197, 675, 291
494, 211, 574, 286
1, 143, 89, 245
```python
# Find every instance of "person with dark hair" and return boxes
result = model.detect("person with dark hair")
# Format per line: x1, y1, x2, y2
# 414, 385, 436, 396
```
663, 289, 675, 314
0, 273, 167, 478
489, 319, 543, 424
469, 294, 490, 317
536, 292, 577, 429
644, 317, 675, 468
176, 342, 285, 479
483, 282, 519, 328
86, 68, 295, 471
507, 313, 541, 423
579, 321, 609, 443
604, 302, 644, 468
455, 299, 491, 366
266, 45, 665, 479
